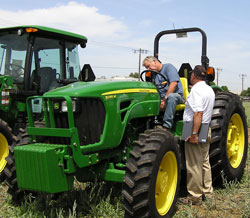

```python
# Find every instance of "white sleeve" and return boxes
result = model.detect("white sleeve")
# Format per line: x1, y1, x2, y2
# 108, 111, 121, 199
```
188, 88, 204, 112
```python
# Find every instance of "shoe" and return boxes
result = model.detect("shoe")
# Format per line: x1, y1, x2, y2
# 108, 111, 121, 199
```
190, 196, 202, 205
177, 197, 191, 205
178, 196, 202, 206
203, 193, 213, 201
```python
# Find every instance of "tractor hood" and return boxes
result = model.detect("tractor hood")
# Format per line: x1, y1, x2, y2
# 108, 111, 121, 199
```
44, 81, 158, 98
33, 79, 160, 156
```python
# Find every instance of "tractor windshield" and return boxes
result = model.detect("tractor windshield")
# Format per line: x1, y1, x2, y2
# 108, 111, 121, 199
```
30, 37, 81, 93
0, 33, 27, 83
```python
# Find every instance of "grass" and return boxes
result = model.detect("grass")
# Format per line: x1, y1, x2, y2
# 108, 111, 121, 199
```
0, 145, 249, 218
243, 101, 250, 127
173, 146, 250, 218
0, 103, 249, 218
0, 181, 124, 218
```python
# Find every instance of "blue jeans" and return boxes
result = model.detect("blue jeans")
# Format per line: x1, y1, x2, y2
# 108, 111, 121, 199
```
163, 93, 185, 128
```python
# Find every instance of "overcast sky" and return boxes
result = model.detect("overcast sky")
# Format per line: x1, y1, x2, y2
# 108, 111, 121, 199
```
0, 0, 249, 92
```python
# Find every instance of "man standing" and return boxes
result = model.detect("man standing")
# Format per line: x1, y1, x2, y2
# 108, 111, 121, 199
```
143, 56, 185, 130
181, 65, 215, 205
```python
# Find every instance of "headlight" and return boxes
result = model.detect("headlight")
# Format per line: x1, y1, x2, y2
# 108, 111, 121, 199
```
61, 100, 76, 112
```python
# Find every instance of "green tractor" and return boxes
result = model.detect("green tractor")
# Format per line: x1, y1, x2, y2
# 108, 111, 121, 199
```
4, 28, 248, 218
0, 25, 89, 182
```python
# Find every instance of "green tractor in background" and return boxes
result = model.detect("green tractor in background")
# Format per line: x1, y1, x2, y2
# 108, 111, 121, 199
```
0, 25, 90, 182
4, 28, 248, 218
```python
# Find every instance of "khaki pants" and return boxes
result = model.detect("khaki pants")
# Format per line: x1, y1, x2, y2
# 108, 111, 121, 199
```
185, 131, 213, 198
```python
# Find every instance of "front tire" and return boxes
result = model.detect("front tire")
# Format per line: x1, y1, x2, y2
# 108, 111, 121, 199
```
210, 91, 248, 183
4, 128, 29, 201
0, 119, 15, 182
122, 129, 181, 218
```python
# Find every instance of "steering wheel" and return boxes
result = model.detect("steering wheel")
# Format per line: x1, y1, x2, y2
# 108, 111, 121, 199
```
5, 63, 24, 78
140, 69, 168, 89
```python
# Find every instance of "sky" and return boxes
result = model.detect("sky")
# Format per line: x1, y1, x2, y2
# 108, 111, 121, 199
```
0, 0, 250, 92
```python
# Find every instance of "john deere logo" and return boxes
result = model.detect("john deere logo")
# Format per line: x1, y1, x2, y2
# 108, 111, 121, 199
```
54, 102, 60, 110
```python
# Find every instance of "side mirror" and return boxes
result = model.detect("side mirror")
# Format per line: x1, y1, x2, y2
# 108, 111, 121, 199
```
79, 64, 96, 82
80, 42, 87, 48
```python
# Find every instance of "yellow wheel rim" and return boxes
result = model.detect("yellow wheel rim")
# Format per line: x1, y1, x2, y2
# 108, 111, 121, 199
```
0, 133, 9, 172
155, 151, 178, 216
227, 113, 245, 168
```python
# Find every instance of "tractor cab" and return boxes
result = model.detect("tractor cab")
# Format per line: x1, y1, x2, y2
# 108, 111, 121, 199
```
0, 26, 87, 96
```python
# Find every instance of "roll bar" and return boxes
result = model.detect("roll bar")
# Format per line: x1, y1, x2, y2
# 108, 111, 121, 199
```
154, 27, 209, 68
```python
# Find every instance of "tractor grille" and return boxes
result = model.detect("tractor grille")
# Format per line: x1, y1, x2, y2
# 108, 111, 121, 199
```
52, 98, 106, 145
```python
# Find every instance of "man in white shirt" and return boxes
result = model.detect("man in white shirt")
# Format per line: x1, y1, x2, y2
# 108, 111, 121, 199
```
180, 65, 215, 205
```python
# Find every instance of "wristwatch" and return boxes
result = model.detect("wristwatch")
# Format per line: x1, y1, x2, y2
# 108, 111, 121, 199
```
192, 131, 198, 135
164, 95, 168, 100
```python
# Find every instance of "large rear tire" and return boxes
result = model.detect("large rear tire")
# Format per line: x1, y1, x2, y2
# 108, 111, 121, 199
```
0, 119, 15, 182
210, 91, 248, 184
122, 129, 180, 218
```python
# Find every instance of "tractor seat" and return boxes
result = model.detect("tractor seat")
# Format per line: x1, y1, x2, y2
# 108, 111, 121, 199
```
176, 77, 189, 111
31, 67, 57, 93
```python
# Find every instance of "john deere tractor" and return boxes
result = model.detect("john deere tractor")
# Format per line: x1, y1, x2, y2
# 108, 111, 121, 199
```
0, 25, 91, 182
4, 28, 248, 218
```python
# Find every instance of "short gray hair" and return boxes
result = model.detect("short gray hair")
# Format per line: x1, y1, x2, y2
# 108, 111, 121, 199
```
143, 56, 158, 66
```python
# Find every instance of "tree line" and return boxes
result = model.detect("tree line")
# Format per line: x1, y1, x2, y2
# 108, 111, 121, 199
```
129, 72, 249, 96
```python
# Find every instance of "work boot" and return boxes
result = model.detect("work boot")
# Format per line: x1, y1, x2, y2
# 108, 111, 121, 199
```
178, 196, 202, 206
202, 193, 214, 201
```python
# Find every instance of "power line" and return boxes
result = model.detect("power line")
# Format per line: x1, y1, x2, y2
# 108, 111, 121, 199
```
0, 17, 22, 26
0, 16, 146, 53
88, 40, 138, 50
133, 48, 148, 79
219, 79, 240, 85
0, 16, 246, 90
92, 66, 137, 70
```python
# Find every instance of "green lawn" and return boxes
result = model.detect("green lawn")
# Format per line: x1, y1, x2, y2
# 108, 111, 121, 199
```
243, 101, 250, 127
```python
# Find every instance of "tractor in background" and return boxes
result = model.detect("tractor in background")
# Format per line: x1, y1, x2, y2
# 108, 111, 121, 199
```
4, 28, 248, 218
0, 25, 91, 181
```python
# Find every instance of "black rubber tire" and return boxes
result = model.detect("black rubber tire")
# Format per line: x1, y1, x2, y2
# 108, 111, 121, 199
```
210, 91, 248, 184
122, 129, 181, 218
4, 128, 29, 202
0, 119, 15, 183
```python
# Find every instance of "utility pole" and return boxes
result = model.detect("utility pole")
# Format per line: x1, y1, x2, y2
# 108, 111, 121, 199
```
216, 68, 222, 86
239, 74, 247, 92
133, 48, 148, 80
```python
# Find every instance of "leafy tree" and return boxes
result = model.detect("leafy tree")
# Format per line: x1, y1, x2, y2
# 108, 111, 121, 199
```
241, 87, 250, 96
221, 86, 229, 91
129, 72, 139, 78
